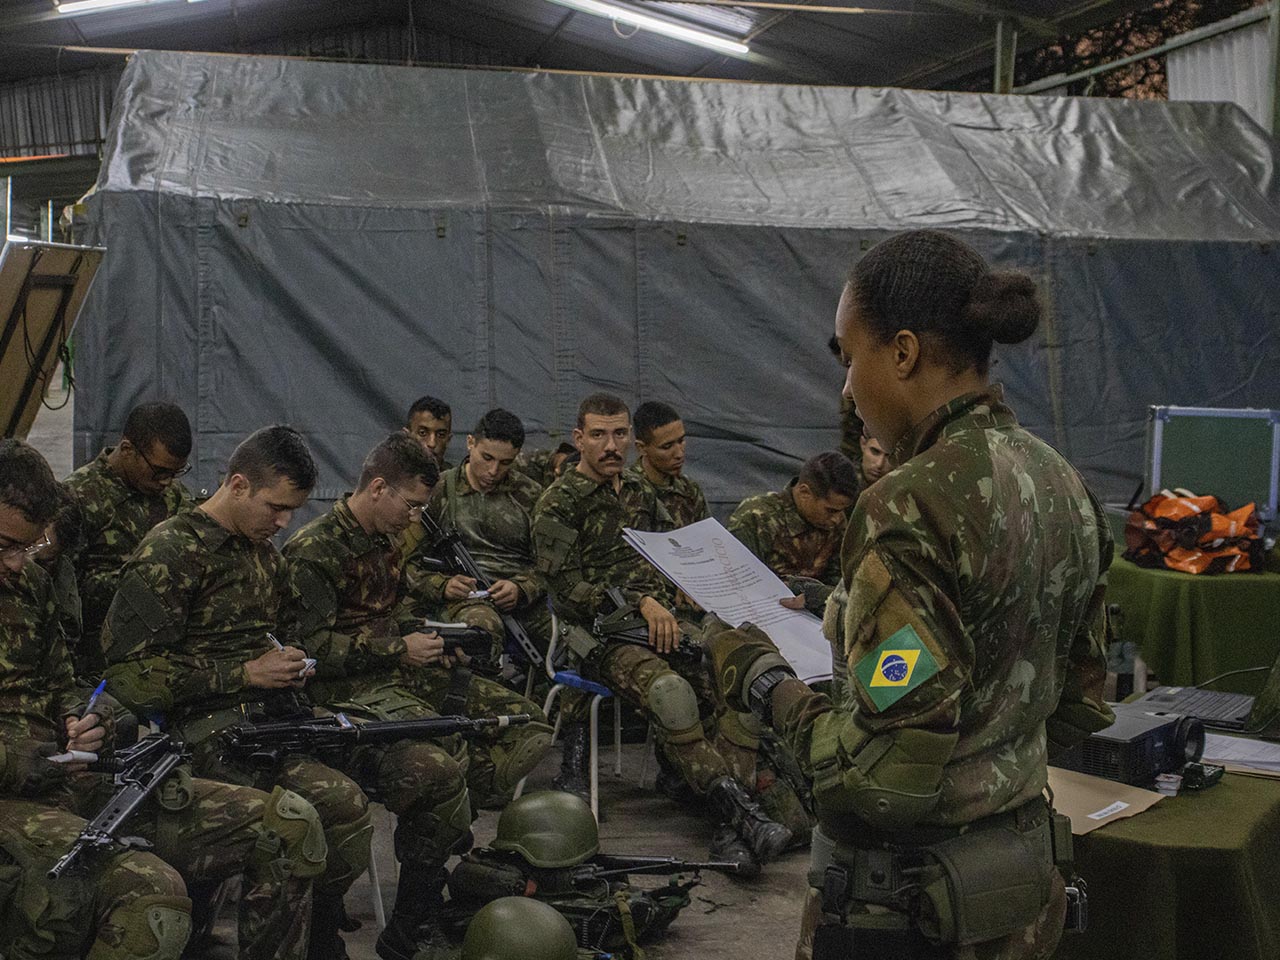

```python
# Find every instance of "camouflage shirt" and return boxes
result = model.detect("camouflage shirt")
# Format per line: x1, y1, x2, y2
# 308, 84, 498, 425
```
101, 507, 291, 722
773, 388, 1113, 828
413, 462, 547, 607
532, 468, 674, 626
728, 480, 845, 586
283, 498, 412, 697
515, 449, 563, 490
65, 448, 192, 645
626, 462, 710, 530
0, 564, 90, 796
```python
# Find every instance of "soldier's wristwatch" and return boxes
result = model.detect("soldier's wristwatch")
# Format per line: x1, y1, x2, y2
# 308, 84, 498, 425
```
747, 667, 794, 727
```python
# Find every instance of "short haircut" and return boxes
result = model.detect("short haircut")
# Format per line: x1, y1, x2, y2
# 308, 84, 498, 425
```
122, 402, 192, 459
633, 401, 681, 443
799, 451, 859, 500
357, 432, 440, 492
407, 396, 452, 423
554, 441, 576, 456
576, 393, 630, 429
472, 409, 525, 450
226, 426, 317, 492
52, 488, 86, 554
0, 439, 67, 526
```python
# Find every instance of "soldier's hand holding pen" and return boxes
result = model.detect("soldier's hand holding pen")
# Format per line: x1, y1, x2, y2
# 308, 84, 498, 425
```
245, 635, 314, 689
444, 575, 478, 601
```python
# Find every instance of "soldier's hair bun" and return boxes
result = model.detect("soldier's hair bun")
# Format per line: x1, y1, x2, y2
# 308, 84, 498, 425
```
962, 272, 1040, 345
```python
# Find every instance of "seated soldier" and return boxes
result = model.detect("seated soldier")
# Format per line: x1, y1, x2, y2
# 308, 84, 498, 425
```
729, 451, 858, 616
517, 441, 577, 490
0, 439, 321, 960
285, 432, 535, 960
400, 395, 455, 564
64, 401, 195, 677
859, 431, 892, 488
628, 401, 710, 529
102, 427, 372, 960
532, 393, 802, 876
410, 408, 555, 673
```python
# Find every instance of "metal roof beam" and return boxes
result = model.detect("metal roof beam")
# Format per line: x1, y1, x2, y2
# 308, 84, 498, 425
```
922, 1, 1056, 39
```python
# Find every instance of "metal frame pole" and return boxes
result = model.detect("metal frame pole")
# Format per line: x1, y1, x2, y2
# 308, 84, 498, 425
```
1268, 0, 1280, 134
993, 17, 1018, 94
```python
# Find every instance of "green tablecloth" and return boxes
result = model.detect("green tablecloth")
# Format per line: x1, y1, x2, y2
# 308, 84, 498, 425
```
1056, 773, 1280, 960
1105, 553, 1280, 694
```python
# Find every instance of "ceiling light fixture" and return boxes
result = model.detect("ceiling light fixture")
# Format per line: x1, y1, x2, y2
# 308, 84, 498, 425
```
54, 0, 180, 15
545, 0, 751, 57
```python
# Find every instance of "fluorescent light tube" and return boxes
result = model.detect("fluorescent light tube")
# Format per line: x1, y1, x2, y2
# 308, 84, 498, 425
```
55, 0, 173, 14
545, 0, 750, 57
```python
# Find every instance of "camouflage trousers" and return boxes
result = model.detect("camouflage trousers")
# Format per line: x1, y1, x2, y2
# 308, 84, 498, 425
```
398, 664, 554, 810
0, 777, 314, 960
443, 596, 554, 663
185, 724, 372, 902
320, 679, 474, 866
794, 868, 1067, 960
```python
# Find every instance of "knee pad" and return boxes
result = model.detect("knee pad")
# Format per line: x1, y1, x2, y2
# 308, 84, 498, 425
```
89, 894, 192, 960
394, 786, 472, 865
646, 672, 701, 742
719, 709, 764, 749
322, 806, 374, 891
250, 787, 328, 883
488, 721, 554, 796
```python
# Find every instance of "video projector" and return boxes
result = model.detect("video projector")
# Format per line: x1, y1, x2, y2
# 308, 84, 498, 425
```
1053, 702, 1204, 786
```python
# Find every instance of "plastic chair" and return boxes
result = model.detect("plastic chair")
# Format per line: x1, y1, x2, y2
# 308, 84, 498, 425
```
512, 608, 622, 821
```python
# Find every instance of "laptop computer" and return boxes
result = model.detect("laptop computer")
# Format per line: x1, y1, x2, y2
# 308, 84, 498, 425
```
1139, 649, 1280, 736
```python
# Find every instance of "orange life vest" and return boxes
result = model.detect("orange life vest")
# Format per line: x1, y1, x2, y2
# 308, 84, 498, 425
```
1123, 490, 1263, 575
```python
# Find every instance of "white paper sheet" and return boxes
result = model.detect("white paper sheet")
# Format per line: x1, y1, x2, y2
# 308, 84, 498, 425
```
1203, 733, 1280, 771
623, 518, 833, 683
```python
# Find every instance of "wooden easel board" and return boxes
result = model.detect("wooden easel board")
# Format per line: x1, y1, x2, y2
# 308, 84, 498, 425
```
0, 239, 104, 439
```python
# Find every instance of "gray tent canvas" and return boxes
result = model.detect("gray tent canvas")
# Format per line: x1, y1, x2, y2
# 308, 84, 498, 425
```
79, 51, 1280, 517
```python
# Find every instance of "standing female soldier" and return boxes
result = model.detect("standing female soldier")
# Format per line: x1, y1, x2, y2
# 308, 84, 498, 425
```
708, 230, 1115, 959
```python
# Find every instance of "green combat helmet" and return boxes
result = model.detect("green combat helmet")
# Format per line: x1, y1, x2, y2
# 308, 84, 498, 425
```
448, 792, 739, 958
461, 898, 578, 960
490, 790, 600, 867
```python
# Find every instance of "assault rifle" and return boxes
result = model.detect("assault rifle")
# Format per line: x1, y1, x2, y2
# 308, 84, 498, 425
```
574, 853, 741, 881
593, 588, 704, 663
222, 712, 531, 769
424, 620, 500, 666
419, 511, 544, 665
48, 734, 187, 879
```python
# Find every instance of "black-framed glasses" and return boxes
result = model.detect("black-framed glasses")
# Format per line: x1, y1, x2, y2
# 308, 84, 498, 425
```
387, 485, 426, 517
0, 533, 50, 561
134, 445, 192, 481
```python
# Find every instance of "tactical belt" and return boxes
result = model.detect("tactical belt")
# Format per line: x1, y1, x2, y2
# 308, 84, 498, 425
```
807, 796, 1054, 910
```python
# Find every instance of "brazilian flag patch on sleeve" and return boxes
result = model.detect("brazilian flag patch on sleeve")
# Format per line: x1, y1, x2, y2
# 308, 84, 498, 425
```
853, 624, 940, 712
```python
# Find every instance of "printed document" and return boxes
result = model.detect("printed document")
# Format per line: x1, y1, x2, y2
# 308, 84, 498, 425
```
623, 518, 833, 683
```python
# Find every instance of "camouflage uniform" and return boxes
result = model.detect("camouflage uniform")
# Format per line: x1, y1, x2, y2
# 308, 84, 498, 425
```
411, 461, 554, 659
761, 389, 1113, 959
729, 479, 846, 623
287, 497, 551, 813
515, 449, 565, 490
838, 397, 864, 472
100, 508, 372, 909
44, 553, 83, 662
626, 462, 710, 530
64, 449, 192, 676
1, 562, 320, 960
533, 469, 762, 801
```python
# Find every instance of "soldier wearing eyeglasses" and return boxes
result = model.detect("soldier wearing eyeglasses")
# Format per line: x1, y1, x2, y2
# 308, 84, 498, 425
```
63, 402, 194, 676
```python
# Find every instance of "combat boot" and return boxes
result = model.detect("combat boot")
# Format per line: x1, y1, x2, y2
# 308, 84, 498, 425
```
375, 863, 448, 960
654, 749, 695, 804
708, 776, 793, 865
307, 893, 351, 960
708, 824, 761, 879
551, 721, 591, 803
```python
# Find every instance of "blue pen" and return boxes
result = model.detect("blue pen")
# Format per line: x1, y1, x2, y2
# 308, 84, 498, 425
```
84, 679, 107, 717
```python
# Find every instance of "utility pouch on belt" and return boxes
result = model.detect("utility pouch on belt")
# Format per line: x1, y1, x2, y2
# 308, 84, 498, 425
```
917, 825, 1051, 947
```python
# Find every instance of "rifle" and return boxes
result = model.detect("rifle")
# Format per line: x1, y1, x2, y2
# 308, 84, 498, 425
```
593, 588, 704, 663
222, 712, 531, 769
572, 853, 741, 881
419, 511, 544, 665
425, 620, 500, 666
48, 734, 187, 879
